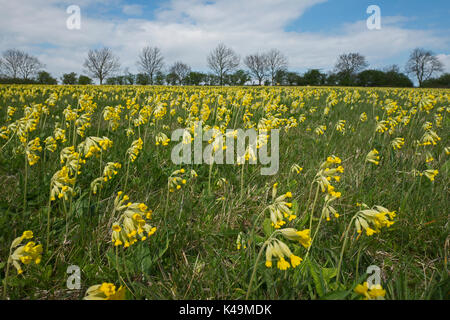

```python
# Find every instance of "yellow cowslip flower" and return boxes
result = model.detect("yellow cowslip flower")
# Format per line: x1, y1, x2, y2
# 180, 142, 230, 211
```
265, 239, 302, 270
391, 137, 405, 150
375, 120, 389, 133
366, 149, 380, 165
425, 151, 434, 163
422, 169, 438, 182
83, 283, 126, 300
50, 166, 76, 201
268, 187, 294, 228
127, 138, 143, 162
314, 125, 327, 135
25, 137, 42, 166
360, 112, 367, 122
78, 136, 113, 158
354, 282, 386, 300
354, 205, 396, 236
420, 130, 441, 146
291, 164, 303, 174
8, 231, 43, 275
155, 132, 170, 146
279, 228, 311, 248
335, 120, 346, 133
111, 192, 156, 248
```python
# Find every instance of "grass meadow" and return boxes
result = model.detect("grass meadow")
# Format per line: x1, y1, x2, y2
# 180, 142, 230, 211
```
0, 84, 448, 300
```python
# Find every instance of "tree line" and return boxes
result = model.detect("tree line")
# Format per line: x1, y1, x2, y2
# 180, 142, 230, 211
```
0, 45, 447, 88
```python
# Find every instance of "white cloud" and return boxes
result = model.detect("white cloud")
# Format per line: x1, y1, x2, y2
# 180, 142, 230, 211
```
0, 0, 448, 81
122, 4, 143, 16
436, 54, 450, 73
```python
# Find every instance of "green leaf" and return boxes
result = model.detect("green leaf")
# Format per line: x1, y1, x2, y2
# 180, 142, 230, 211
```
320, 290, 352, 300
307, 259, 324, 297
262, 218, 273, 238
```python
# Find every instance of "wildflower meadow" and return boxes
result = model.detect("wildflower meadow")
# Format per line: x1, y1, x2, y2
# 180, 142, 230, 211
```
0, 85, 448, 300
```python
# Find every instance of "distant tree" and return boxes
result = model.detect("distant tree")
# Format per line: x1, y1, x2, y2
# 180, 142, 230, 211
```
83, 47, 120, 84
405, 48, 444, 87
334, 53, 368, 85
36, 71, 57, 84
325, 73, 339, 86
303, 69, 326, 86
19, 55, 45, 80
205, 73, 220, 86
78, 75, 93, 85
244, 53, 268, 85
356, 70, 386, 87
155, 71, 165, 85
274, 70, 289, 86
165, 72, 178, 86
1, 49, 25, 78
136, 73, 151, 85
61, 72, 78, 85
207, 43, 240, 86
123, 68, 135, 85
228, 69, 251, 86
384, 69, 413, 87
265, 49, 288, 85
422, 73, 450, 88
169, 62, 191, 85
185, 71, 206, 85
1, 49, 44, 80
286, 72, 302, 86
137, 46, 164, 85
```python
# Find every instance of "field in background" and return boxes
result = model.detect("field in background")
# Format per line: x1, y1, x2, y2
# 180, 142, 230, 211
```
0, 85, 448, 300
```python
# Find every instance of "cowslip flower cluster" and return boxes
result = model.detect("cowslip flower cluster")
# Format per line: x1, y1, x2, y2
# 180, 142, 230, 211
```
111, 192, 156, 248
354, 205, 396, 236
50, 166, 76, 201
366, 149, 380, 165
265, 239, 303, 270
127, 137, 143, 162
155, 132, 170, 146
422, 169, 438, 182
290, 164, 303, 174
83, 283, 126, 300
391, 137, 405, 150
316, 156, 344, 198
78, 136, 113, 158
90, 162, 121, 194
168, 168, 187, 192
354, 282, 386, 300
8, 231, 42, 274
25, 137, 42, 166
268, 184, 295, 229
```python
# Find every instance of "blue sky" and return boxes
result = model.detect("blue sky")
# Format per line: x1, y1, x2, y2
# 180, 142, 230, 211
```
0, 0, 449, 81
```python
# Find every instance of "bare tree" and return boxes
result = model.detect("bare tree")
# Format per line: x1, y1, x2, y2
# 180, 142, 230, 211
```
169, 61, 191, 85
1, 49, 24, 78
244, 53, 268, 85
137, 46, 164, 85
83, 47, 120, 84
405, 48, 444, 87
1, 49, 44, 79
265, 49, 288, 85
19, 55, 45, 80
207, 43, 240, 86
334, 53, 368, 75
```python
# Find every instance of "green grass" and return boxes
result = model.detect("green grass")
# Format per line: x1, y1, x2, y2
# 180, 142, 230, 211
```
0, 85, 448, 300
